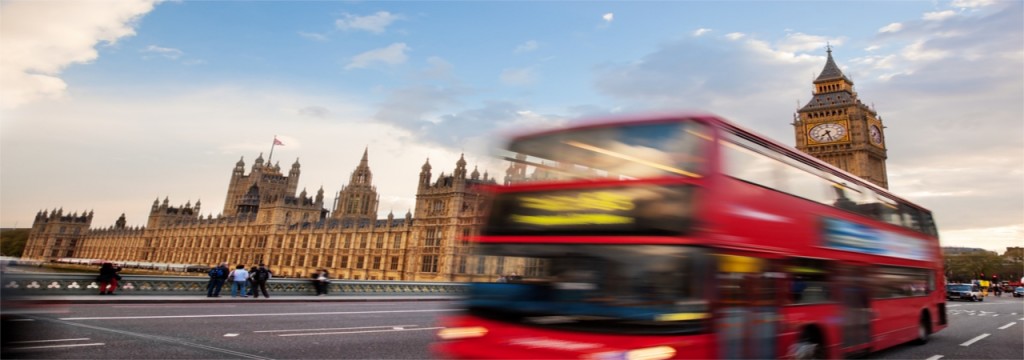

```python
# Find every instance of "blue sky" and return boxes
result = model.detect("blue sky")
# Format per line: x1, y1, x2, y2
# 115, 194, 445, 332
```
1, 0, 1021, 252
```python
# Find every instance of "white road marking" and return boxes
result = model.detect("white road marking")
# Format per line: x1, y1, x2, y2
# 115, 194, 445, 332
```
60, 309, 456, 321
925, 355, 943, 360
960, 333, 990, 347
998, 322, 1016, 330
224, 333, 239, 337
9, 318, 35, 322
8, 343, 105, 350
9, 338, 91, 344
254, 325, 418, 333
947, 304, 961, 307
278, 326, 443, 337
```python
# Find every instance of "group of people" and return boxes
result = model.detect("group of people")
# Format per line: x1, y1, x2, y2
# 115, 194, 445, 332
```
206, 262, 274, 298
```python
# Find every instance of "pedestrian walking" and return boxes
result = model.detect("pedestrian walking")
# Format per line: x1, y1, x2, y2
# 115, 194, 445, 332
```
228, 264, 250, 298
251, 263, 273, 298
312, 269, 331, 296
206, 262, 229, 297
96, 262, 121, 295
247, 266, 258, 296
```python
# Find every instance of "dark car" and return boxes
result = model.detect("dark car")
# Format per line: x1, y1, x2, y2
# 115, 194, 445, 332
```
1014, 287, 1024, 298
946, 284, 982, 301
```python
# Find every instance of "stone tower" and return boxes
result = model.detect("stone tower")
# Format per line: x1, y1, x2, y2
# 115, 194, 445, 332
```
23, 209, 93, 260
794, 47, 889, 189
222, 154, 301, 216
332, 148, 380, 224
409, 154, 497, 281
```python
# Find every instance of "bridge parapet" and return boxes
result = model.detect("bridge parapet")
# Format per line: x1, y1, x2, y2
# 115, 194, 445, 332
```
0, 273, 468, 296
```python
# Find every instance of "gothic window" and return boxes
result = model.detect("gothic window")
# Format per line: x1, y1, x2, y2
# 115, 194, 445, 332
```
326, 256, 334, 267
476, 256, 486, 275
340, 256, 349, 268
496, 257, 505, 275
311, 256, 320, 267
390, 257, 400, 270
457, 256, 467, 273
359, 234, 368, 248
421, 255, 439, 273
344, 234, 352, 248
59, 226, 66, 234
302, 237, 309, 248
461, 228, 471, 246
315, 235, 322, 248
393, 233, 403, 249
356, 256, 365, 269
376, 234, 384, 248
372, 256, 382, 269
297, 255, 306, 266
425, 228, 441, 247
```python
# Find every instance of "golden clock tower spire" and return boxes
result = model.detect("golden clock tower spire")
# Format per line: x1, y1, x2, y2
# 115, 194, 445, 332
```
794, 47, 889, 189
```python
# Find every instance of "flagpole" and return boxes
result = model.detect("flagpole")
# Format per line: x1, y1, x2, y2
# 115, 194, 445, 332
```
268, 135, 277, 164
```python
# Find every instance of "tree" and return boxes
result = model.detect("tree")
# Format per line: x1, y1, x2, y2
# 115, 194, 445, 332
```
0, 229, 30, 257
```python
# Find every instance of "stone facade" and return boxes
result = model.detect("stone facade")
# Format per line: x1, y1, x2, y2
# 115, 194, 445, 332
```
22, 150, 520, 282
794, 48, 889, 189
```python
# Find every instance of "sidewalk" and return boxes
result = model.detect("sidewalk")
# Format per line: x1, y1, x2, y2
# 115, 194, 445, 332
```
2, 294, 461, 305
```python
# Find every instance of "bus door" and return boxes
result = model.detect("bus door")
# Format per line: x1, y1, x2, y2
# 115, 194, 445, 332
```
837, 263, 872, 354
715, 254, 782, 359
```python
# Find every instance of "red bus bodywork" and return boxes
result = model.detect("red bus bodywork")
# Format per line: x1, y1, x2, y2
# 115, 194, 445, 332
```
434, 113, 946, 359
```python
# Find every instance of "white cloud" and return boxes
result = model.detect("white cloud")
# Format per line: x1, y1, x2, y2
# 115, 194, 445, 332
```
693, 28, 712, 37
142, 45, 183, 60
775, 32, 839, 53
500, 67, 537, 86
298, 31, 329, 42
879, 22, 903, 33
0, 0, 158, 109
345, 43, 410, 70
602, 13, 614, 23
725, 32, 745, 40
335, 11, 402, 33
900, 40, 951, 62
923, 10, 957, 21
514, 40, 539, 53
865, 45, 882, 52
951, 0, 997, 9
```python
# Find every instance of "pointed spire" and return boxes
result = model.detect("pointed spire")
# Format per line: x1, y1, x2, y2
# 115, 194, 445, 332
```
456, 153, 467, 168
814, 45, 849, 83
292, 157, 301, 169
421, 158, 432, 171
361, 146, 369, 164
236, 156, 245, 167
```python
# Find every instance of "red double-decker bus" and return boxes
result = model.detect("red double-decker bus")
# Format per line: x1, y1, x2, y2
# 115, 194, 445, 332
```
434, 113, 945, 359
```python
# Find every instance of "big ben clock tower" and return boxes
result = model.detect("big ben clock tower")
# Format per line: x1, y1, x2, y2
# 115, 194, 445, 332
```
794, 47, 889, 189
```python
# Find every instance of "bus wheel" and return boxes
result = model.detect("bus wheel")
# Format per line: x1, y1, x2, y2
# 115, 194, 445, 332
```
790, 329, 825, 359
914, 313, 931, 345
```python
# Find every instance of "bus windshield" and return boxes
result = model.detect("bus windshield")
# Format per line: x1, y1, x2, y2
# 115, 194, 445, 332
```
505, 121, 710, 181
466, 244, 710, 335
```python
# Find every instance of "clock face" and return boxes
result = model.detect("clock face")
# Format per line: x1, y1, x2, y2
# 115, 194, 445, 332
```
809, 123, 847, 143
869, 125, 883, 145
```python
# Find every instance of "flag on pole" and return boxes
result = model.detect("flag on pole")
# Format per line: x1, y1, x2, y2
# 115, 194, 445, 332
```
273, 137, 284, 146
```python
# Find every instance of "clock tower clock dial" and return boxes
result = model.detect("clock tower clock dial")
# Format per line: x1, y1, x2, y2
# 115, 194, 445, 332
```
869, 125, 883, 145
809, 123, 847, 143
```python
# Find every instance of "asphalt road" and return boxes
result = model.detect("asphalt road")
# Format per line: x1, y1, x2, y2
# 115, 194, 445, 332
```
2, 296, 1021, 359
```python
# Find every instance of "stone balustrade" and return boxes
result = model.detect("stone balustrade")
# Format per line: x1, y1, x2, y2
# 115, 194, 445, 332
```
0, 272, 467, 296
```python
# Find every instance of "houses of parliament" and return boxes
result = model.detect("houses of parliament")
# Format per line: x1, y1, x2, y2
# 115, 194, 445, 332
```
21, 49, 890, 281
